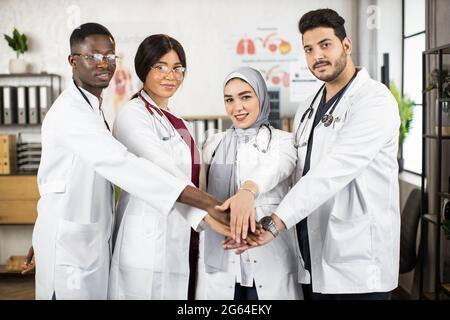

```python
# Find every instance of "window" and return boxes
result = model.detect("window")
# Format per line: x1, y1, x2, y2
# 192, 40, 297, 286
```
401, 0, 425, 174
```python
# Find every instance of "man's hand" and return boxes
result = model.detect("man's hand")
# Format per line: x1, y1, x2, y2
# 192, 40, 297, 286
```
21, 246, 35, 275
222, 230, 275, 254
207, 203, 230, 226
222, 213, 286, 253
203, 214, 232, 238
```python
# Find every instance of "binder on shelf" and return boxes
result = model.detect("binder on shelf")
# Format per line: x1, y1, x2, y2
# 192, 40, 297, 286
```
0, 87, 3, 124
0, 134, 17, 174
195, 120, 206, 145
206, 119, 216, 140
28, 86, 39, 124
187, 121, 196, 138
39, 86, 51, 122
281, 117, 291, 132
17, 86, 28, 124
3, 86, 18, 124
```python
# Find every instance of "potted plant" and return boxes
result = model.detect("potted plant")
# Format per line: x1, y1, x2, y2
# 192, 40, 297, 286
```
3, 27, 28, 74
389, 81, 414, 169
424, 68, 450, 136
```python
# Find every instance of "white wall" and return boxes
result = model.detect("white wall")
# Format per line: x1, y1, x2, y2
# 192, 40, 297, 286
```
0, 0, 358, 123
376, 0, 403, 88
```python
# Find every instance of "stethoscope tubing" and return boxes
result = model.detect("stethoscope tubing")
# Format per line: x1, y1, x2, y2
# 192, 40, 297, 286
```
139, 91, 176, 141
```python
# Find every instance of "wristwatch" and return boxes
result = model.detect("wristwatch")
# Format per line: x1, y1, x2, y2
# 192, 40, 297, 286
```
259, 216, 279, 238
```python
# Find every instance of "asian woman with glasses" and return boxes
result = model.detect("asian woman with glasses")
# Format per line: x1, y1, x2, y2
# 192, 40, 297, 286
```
108, 34, 233, 300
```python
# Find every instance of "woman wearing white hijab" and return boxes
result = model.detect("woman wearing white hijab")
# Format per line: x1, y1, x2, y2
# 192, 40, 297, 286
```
195, 67, 307, 300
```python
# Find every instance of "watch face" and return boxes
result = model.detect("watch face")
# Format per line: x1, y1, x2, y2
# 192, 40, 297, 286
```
259, 216, 272, 227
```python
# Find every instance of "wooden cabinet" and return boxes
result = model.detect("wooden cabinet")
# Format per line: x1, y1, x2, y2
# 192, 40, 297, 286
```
0, 175, 38, 224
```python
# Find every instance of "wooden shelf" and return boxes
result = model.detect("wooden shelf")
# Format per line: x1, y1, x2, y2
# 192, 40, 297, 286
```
0, 175, 38, 224
423, 292, 450, 300
423, 214, 439, 225
423, 134, 450, 140
439, 192, 450, 199
441, 283, 450, 297
423, 44, 450, 54
0, 264, 33, 276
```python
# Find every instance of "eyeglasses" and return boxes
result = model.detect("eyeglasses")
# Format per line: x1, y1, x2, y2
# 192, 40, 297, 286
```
72, 53, 119, 65
151, 64, 186, 80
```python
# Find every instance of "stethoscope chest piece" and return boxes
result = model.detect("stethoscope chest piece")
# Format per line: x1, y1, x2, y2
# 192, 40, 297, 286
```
321, 113, 334, 127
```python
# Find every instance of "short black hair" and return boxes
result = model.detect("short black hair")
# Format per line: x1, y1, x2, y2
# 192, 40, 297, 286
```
298, 8, 347, 41
69, 22, 114, 52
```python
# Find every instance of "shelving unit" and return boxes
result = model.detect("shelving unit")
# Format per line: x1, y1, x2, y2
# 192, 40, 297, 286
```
419, 43, 450, 300
0, 73, 61, 126
268, 88, 281, 129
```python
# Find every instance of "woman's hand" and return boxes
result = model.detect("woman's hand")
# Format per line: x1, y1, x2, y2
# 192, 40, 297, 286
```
215, 181, 259, 243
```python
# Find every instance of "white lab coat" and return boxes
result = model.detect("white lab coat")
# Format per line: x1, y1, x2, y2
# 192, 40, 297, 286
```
33, 84, 189, 300
195, 128, 306, 300
275, 67, 401, 294
108, 91, 207, 300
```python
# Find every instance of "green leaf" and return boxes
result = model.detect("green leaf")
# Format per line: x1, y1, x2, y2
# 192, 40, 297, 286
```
4, 28, 28, 57
389, 81, 414, 146
3, 34, 15, 50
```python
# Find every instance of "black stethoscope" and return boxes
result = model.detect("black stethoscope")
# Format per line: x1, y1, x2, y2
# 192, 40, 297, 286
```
139, 91, 176, 141
293, 70, 358, 148
73, 80, 111, 131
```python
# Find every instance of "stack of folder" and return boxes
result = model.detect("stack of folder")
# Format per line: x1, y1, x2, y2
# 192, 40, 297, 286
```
16, 142, 41, 173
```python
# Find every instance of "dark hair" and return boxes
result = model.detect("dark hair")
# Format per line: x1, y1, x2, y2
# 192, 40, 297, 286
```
69, 22, 114, 52
298, 8, 347, 41
134, 34, 186, 83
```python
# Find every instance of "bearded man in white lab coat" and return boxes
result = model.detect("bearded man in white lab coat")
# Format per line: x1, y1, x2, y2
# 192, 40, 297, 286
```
29, 23, 231, 300
223, 9, 400, 300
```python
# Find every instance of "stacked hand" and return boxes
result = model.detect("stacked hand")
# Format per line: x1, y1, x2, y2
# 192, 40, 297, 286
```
211, 180, 279, 254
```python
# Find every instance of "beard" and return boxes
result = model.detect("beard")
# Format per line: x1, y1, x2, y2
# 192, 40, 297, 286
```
310, 51, 347, 82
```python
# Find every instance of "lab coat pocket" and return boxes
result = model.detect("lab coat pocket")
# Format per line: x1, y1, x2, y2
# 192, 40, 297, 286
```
326, 113, 346, 144
119, 214, 157, 270
56, 220, 102, 270
323, 214, 373, 264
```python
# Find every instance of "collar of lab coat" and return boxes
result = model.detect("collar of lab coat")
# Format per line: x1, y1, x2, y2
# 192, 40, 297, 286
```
343, 66, 370, 98
70, 82, 101, 112
140, 89, 175, 116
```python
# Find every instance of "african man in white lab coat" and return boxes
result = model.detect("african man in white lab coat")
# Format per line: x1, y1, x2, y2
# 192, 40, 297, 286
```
31, 23, 230, 300
223, 9, 400, 300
